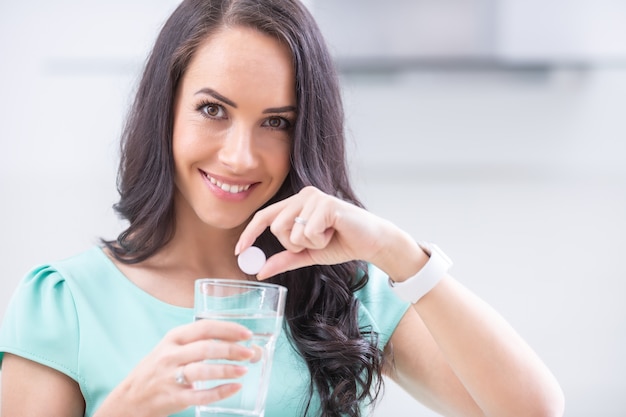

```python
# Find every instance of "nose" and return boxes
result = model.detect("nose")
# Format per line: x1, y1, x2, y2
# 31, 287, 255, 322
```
218, 123, 258, 172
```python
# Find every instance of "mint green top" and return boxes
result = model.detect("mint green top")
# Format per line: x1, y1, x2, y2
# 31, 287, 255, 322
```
0, 246, 410, 416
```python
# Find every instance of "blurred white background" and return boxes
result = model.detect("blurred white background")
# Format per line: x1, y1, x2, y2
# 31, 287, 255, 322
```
1, 1, 625, 416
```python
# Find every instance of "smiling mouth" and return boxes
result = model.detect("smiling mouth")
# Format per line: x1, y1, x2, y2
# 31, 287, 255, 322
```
202, 172, 253, 194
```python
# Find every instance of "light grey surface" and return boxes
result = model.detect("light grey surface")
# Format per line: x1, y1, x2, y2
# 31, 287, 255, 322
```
1, 2, 625, 416
342, 69, 626, 417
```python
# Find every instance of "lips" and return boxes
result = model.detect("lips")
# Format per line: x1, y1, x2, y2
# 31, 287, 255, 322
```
201, 171, 254, 194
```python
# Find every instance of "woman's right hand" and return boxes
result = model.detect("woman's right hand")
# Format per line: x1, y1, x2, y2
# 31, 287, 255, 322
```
95, 319, 255, 417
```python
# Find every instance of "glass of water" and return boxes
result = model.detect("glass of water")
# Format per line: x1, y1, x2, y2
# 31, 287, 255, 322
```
194, 279, 287, 417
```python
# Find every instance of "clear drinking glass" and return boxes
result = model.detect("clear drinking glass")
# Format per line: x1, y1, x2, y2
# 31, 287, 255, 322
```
194, 279, 287, 417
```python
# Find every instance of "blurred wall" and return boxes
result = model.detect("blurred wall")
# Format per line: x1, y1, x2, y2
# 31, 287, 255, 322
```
1, 2, 625, 416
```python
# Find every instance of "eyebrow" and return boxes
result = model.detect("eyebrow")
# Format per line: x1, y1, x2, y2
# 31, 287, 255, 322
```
195, 88, 237, 108
194, 87, 296, 114
263, 105, 297, 114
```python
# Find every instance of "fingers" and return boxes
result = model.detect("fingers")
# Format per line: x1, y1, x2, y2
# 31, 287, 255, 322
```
235, 198, 289, 255
177, 338, 255, 365
182, 382, 243, 407
166, 333, 256, 409
236, 186, 339, 258
182, 360, 249, 382
257, 250, 313, 280
288, 198, 335, 250
122, 319, 260, 416
169, 319, 253, 345
267, 209, 315, 254
167, 320, 256, 380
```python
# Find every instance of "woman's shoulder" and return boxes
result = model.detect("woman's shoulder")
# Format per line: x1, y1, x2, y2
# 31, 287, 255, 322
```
11, 246, 104, 295
0, 249, 104, 379
4, 245, 120, 323
46, 245, 112, 280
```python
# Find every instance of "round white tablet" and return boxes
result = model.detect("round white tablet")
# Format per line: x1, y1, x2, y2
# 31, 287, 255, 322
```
237, 246, 266, 275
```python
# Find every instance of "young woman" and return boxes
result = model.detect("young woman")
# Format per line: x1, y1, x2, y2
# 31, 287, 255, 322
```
0, 1, 564, 416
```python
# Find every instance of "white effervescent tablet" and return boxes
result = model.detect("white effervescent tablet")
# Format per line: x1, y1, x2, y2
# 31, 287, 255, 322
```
237, 246, 266, 275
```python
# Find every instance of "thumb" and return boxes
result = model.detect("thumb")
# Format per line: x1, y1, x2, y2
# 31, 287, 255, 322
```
256, 250, 314, 280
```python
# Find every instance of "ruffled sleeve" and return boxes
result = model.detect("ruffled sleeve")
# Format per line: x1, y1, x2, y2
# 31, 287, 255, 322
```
0, 264, 80, 381
355, 264, 411, 349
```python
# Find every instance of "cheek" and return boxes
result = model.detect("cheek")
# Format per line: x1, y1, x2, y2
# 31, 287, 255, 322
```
171, 133, 189, 179
172, 121, 215, 165
171, 128, 204, 190
273, 144, 292, 179
172, 117, 191, 164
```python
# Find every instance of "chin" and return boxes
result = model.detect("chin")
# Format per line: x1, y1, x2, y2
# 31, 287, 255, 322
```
199, 212, 251, 231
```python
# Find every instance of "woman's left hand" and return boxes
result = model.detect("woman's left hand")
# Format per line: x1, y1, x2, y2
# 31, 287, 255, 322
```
236, 186, 422, 280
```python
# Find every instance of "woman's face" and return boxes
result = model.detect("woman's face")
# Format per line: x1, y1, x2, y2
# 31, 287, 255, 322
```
172, 26, 295, 230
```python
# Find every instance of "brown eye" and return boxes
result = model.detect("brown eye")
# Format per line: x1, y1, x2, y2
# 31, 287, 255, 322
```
206, 105, 219, 116
264, 116, 290, 130
199, 103, 226, 119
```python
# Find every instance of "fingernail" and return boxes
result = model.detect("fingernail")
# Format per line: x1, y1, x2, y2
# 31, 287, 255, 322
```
249, 345, 263, 363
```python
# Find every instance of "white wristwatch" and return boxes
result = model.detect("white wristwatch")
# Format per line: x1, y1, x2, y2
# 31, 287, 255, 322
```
389, 242, 453, 304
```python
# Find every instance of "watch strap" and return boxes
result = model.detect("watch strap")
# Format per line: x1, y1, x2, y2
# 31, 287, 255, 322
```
389, 242, 453, 304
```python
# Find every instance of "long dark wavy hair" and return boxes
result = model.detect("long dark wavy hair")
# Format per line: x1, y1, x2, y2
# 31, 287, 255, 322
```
103, 1, 384, 415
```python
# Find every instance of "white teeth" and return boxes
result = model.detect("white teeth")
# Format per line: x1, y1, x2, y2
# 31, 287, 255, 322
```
206, 174, 251, 194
